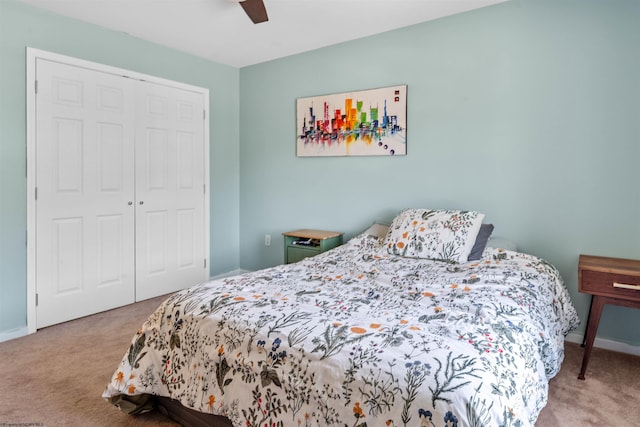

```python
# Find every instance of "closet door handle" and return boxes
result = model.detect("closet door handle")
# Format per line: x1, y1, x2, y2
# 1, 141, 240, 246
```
128, 201, 133, 206
139, 201, 144, 205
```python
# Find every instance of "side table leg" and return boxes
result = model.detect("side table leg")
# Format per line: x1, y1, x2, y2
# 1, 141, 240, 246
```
578, 296, 604, 380
581, 296, 594, 347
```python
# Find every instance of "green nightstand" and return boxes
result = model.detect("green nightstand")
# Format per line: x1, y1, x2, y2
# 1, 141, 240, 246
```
282, 229, 343, 264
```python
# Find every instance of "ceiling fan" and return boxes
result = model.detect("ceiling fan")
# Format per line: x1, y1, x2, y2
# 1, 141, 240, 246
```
237, 0, 268, 24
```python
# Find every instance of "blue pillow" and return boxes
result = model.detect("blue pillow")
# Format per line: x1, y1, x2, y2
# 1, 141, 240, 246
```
468, 223, 494, 261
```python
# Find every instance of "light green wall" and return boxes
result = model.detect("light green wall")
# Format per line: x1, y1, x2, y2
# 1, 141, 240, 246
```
3, 0, 640, 348
0, 0, 240, 335
239, 0, 640, 345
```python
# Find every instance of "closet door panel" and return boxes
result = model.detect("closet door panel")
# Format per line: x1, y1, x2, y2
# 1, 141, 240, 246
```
135, 81, 207, 300
35, 59, 136, 328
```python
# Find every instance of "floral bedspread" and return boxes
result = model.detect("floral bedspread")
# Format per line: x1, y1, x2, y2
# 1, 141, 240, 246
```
103, 233, 579, 427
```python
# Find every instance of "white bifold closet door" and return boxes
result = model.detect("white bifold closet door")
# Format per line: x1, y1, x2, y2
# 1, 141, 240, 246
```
34, 58, 207, 328
134, 79, 206, 301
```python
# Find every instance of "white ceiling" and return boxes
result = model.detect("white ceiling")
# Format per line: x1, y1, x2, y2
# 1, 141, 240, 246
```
20, 0, 508, 68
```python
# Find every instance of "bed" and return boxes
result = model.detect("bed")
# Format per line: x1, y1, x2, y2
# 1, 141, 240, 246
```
103, 209, 579, 427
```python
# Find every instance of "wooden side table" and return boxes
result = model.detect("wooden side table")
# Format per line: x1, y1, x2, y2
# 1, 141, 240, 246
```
282, 229, 343, 264
577, 254, 640, 379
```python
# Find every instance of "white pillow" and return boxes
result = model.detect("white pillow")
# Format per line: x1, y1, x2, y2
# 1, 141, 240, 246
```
383, 209, 485, 263
362, 223, 390, 239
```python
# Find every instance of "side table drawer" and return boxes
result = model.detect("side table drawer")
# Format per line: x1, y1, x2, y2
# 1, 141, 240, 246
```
287, 246, 319, 263
580, 270, 640, 303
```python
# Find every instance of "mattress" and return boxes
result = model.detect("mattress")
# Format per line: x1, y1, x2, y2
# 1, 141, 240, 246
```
104, 231, 579, 426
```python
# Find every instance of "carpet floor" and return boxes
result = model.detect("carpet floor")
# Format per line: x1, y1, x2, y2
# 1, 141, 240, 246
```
1, 295, 638, 426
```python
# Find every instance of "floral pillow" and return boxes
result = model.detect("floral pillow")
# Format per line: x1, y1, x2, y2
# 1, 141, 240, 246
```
383, 209, 485, 263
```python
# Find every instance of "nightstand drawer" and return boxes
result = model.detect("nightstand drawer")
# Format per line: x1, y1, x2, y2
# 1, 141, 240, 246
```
580, 270, 640, 303
287, 246, 319, 263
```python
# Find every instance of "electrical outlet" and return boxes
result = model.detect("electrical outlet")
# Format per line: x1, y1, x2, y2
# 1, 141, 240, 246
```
264, 234, 271, 246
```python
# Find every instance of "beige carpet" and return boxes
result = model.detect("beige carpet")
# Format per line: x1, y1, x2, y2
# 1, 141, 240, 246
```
537, 340, 640, 426
1, 296, 638, 426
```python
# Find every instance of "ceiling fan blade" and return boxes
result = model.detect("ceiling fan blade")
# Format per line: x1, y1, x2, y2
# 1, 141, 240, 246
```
240, 0, 268, 24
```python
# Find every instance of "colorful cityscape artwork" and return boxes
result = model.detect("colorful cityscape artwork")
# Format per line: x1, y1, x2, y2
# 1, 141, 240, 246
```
296, 84, 407, 157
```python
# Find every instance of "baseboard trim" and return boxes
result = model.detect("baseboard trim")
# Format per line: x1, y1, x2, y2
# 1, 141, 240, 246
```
566, 332, 640, 356
0, 270, 252, 344
5, 284, 638, 357
0, 326, 29, 343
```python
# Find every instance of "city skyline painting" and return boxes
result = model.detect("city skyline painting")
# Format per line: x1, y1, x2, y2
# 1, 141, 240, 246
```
296, 84, 407, 157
